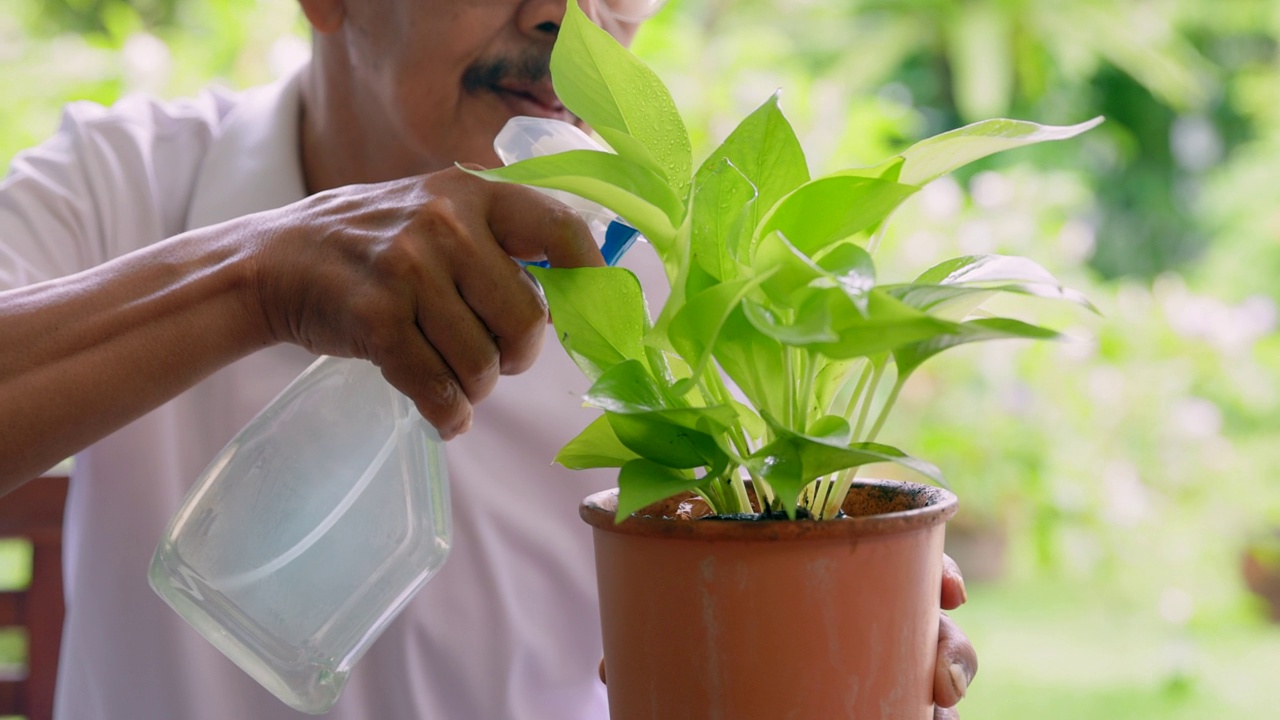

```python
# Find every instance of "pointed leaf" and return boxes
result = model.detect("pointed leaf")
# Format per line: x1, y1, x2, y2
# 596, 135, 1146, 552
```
555, 414, 640, 470
606, 412, 726, 470
669, 273, 773, 394
711, 307, 788, 419
746, 288, 958, 358
473, 150, 681, 244
898, 117, 1104, 187
553, 1, 692, 196
756, 175, 917, 257
746, 431, 945, 514
529, 266, 649, 382
695, 92, 809, 224
807, 415, 853, 445
912, 254, 1098, 312
691, 159, 757, 281
753, 232, 877, 311
894, 317, 1061, 377
615, 459, 703, 522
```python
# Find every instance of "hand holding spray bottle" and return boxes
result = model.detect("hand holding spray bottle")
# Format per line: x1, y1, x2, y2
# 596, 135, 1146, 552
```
148, 116, 639, 714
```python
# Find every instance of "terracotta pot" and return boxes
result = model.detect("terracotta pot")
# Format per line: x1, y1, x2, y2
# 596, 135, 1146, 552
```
580, 479, 958, 720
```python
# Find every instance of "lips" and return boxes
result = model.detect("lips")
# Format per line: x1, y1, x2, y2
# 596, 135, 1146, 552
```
492, 82, 573, 122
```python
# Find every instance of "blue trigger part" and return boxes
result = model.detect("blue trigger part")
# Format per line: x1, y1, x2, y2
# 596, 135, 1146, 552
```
600, 219, 640, 266
520, 219, 639, 269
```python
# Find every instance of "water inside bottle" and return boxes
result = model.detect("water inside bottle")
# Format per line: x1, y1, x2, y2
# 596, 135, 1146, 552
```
150, 357, 451, 714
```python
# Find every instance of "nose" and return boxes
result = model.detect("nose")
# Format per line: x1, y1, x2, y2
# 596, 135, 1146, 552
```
516, 0, 642, 42
515, 0, 570, 40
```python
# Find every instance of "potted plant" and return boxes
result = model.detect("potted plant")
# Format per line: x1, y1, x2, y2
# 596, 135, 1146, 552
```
476, 3, 1098, 717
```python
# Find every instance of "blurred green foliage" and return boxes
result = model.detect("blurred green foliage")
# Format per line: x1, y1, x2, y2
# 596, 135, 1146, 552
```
3, 0, 1280, 716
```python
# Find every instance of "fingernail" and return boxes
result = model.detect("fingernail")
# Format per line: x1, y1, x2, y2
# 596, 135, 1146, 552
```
949, 663, 969, 700
959, 576, 968, 605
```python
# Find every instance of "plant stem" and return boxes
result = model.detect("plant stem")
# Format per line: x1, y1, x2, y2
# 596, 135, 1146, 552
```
852, 361, 885, 441
796, 350, 814, 430
820, 469, 858, 520
865, 375, 905, 444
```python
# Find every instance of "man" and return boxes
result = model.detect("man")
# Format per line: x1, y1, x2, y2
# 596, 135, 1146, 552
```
0, 0, 977, 717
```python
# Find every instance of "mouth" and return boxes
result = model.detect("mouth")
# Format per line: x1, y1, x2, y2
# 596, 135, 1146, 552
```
490, 83, 574, 123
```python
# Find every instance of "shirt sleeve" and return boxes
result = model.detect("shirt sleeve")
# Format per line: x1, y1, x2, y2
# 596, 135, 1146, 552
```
0, 101, 113, 290
0, 91, 228, 292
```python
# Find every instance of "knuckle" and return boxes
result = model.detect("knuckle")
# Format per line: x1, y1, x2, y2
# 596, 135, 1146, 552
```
421, 367, 464, 414
455, 350, 501, 401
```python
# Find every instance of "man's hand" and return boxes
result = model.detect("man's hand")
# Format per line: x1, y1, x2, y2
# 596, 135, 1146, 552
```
935, 554, 978, 719
249, 167, 603, 438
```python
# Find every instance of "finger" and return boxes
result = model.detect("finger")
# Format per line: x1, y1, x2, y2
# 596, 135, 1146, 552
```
448, 224, 552, 377
933, 612, 977, 709
483, 182, 604, 269
414, 278, 504, 403
378, 330, 473, 439
934, 705, 960, 720
598, 658, 607, 685
941, 553, 968, 611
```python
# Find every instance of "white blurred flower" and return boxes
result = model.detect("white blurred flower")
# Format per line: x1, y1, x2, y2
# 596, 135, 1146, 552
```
1169, 397, 1222, 439
1158, 587, 1195, 625
971, 170, 1015, 209
957, 219, 997, 255
1101, 459, 1151, 527
1059, 218, 1097, 264
123, 32, 171, 94
919, 176, 963, 220
1160, 283, 1277, 354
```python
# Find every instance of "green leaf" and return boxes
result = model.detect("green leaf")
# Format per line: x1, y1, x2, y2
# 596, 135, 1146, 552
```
893, 317, 1061, 377
897, 117, 1104, 187
746, 288, 958, 358
755, 175, 918, 257
753, 232, 877, 311
615, 458, 703, 522
913, 254, 1098, 312
555, 414, 640, 469
583, 358, 668, 414
553, 0, 692, 197
691, 159, 757, 281
472, 150, 681, 244
741, 297, 838, 345
607, 412, 725, 470
529, 266, 649, 382
807, 415, 853, 444
695, 92, 809, 224
584, 360, 735, 470
745, 430, 945, 515
668, 273, 773, 395
711, 307, 789, 420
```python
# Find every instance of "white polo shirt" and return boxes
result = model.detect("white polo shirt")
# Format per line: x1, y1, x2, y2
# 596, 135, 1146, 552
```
0, 70, 658, 719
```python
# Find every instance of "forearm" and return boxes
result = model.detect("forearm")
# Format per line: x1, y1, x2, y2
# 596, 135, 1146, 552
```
0, 220, 274, 492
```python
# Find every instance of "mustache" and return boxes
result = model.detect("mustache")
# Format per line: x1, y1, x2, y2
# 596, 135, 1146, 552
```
462, 51, 553, 93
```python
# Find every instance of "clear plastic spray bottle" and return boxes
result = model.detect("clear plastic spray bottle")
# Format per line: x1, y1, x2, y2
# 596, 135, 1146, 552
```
148, 115, 638, 714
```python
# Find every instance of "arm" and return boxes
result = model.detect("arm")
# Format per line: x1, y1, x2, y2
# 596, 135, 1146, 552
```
0, 168, 602, 494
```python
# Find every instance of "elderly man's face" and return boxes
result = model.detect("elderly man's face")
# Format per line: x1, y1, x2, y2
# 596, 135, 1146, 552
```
329, 0, 641, 173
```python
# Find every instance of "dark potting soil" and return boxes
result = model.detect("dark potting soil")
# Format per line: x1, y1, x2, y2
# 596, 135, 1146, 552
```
705, 507, 847, 522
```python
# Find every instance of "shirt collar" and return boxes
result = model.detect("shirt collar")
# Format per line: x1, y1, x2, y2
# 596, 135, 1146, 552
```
184, 69, 308, 231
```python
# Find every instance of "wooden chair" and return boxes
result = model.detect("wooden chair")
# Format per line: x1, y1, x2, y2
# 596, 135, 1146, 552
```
0, 475, 69, 720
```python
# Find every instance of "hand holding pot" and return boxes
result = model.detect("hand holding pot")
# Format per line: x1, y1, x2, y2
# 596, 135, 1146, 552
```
934, 554, 978, 719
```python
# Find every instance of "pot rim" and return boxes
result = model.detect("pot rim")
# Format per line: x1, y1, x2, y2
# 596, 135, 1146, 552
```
580, 478, 958, 541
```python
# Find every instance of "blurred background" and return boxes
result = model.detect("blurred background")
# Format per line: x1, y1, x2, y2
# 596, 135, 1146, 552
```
2, 0, 1279, 717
